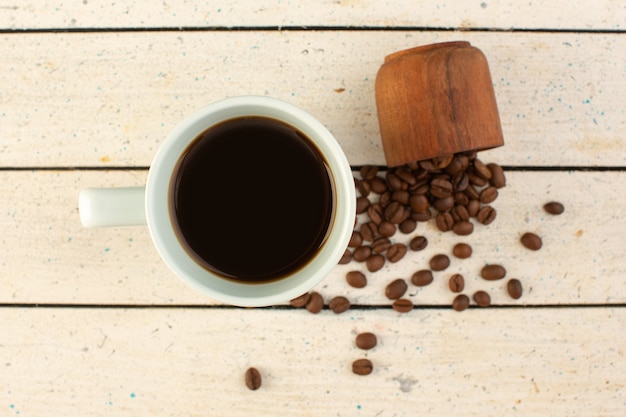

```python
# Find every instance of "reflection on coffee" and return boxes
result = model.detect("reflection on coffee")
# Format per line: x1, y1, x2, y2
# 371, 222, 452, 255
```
170, 116, 334, 283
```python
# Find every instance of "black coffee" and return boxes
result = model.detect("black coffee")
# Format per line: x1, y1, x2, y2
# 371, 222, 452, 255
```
170, 116, 334, 283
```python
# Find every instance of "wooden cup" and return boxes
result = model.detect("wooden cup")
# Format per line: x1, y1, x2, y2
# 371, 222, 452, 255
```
375, 41, 504, 167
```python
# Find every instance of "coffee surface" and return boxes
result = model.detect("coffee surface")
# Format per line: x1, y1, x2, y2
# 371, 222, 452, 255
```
171, 116, 334, 282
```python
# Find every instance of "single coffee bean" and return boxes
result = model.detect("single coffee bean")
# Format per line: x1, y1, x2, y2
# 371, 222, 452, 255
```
367, 203, 384, 225
480, 264, 507, 280
329, 296, 351, 314
356, 179, 371, 197
430, 254, 450, 271
449, 274, 465, 292
452, 294, 470, 311
368, 176, 387, 194
305, 291, 324, 314
339, 249, 352, 264
464, 150, 478, 160
386, 172, 404, 190
436, 212, 454, 232
352, 358, 373, 375
464, 184, 480, 200
452, 172, 469, 192
346, 271, 367, 288
452, 243, 473, 259
433, 196, 455, 212
410, 182, 430, 195
543, 201, 565, 215
378, 221, 396, 238
445, 155, 465, 176
396, 168, 417, 185
430, 178, 453, 198
419, 159, 436, 171
467, 199, 480, 217
245, 367, 262, 390
473, 159, 492, 180
479, 186, 498, 204
360, 222, 378, 242
378, 191, 392, 207
366, 254, 385, 272
487, 163, 506, 188
360, 165, 378, 180
473, 290, 491, 307
452, 221, 474, 236
353, 246, 372, 262
477, 205, 497, 225
409, 236, 428, 251
411, 270, 434, 287
371, 237, 392, 254
355, 332, 377, 350
392, 298, 413, 313
520, 232, 543, 251
411, 210, 432, 222
387, 243, 408, 263
432, 154, 454, 169
348, 231, 363, 248
385, 278, 408, 300
356, 196, 370, 214
399, 218, 417, 234
507, 279, 523, 299
391, 190, 410, 205
451, 205, 470, 222
384, 201, 406, 223
290, 292, 311, 307
453, 191, 469, 206
467, 171, 488, 187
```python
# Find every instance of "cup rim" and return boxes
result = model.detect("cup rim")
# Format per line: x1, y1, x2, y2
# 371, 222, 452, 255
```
145, 96, 355, 306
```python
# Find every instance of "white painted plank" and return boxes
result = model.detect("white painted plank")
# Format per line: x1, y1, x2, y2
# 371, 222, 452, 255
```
1, 31, 624, 167
0, 169, 624, 305
0, 0, 624, 30
1, 307, 625, 416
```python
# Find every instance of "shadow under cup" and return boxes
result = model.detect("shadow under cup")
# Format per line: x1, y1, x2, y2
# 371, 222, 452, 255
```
145, 97, 355, 307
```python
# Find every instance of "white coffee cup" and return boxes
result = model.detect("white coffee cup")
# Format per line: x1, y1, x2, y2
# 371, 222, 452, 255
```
79, 96, 355, 307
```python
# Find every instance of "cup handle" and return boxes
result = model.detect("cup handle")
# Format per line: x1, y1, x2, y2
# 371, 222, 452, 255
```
79, 187, 147, 227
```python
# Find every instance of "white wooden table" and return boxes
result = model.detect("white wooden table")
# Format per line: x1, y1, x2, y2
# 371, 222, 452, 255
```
1, 1, 625, 415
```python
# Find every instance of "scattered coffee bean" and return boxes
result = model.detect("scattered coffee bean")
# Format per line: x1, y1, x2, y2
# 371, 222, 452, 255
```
305, 291, 324, 314
452, 243, 472, 259
348, 231, 363, 248
371, 237, 392, 254
386, 172, 404, 190
409, 236, 428, 251
543, 201, 564, 215
479, 186, 498, 204
367, 203, 384, 225
356, 179, 371, 197
346, 271, 367, 288
392, 298, 413, 313
329, 296, 351, 314
480, 264, 507, 280
245, 367, 262, 390
452, 221, 474, 236
473, 290, 491, 307
378, 221, 396, 238
409, 194, 430, 212
399, 218, 417, 234
386, 243, 407, 263
433, 196, 455, 212
467, 199, 480, 217
452, 294, 470, 311
507, 279, 523, 299
411, 210, 431, 222
360, 165, 378, 180
355, 332, 377, 350
411, 270, 434, 287
473, 159, 492, 180
477, 205, 497, 225
391, 190, 410, 205
384, 201, 406, 223
360, 222, 378, 242
449, 274, 465, 292
487, 163, 506, 188
339, 249, 352, 264
451, 205, 470, 222
370, 176, 388, 194
366, 254, 385, 272
520, 232, 543, 251
352, 358, 373, 376
430, 254, 450, 271
353, 246, 372, 262
385, 278, 408, 300
356, 196, 370, 214
436, 212, 454, 232
290, 292, 311, 308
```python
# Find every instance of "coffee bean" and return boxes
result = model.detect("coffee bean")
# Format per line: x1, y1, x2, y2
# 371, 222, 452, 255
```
473, 159, 492, 180
467, 171, 488, 187
430, 178, 453, 199
410, 182, 430, 195
356, 196, 370, 214
451, 205, 470, 222
520, 232, 543, 250
378, 221, 396, 238
356, 179, 371, 197
346, 271, 367, 288
473, 290, 491, 307
452, 221, 474, 236
360, 222, 378, 242
430, 254, 450, 271
411, 270, 434, 287
477, 205, 497, 225
371, 237, 392, 254
464, 184, 480, 200
436, 212, 454, 232
449, 274, 465, 292
452, 243, 473, 259
399, 218, 417, 234
543, 201, 564, 215
452, 172, 469, 192
355, 332, 377, 350
467, 199, 480, 217
391, 190, 410, 205
384, 201, 406, 223
479, 186, 498, 204
432, 154, 454, 169
411, 210, 432, 222
367, 203, 384, 225
348, 231, 363, 248
409, 236, 428, 251
245, 367, 262, 390
433, 196, 455, 212
379, 191, 392, 207
329, 296, 351, 314
352, 358, 373, 375
480, 264, 506, 280
487, 163, 506, 188
445, 155, 465, 176
290, 292, 311, 307
353, 246, 372, 262
419, 159, 436, 171
385, 278, 408, 300
360, 165, 378, 180
366, 254, 385, 272
386, 172, 405, 191
453, 191, 469, 206
396, 167, 417, 185
387, 243, 407, 263
339, 249, 352, 264
452, 294, 470, 311
306, 291, 324, 314
507, 279, 523, 299
392, 298, 413, 313
370, 176, 388, 194
464, 150, 478, 160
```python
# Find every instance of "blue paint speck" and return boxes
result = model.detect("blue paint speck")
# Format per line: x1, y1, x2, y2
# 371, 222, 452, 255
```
130, 392, 136, 398
104, 247, 110, 252
357, 404, 362, 410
